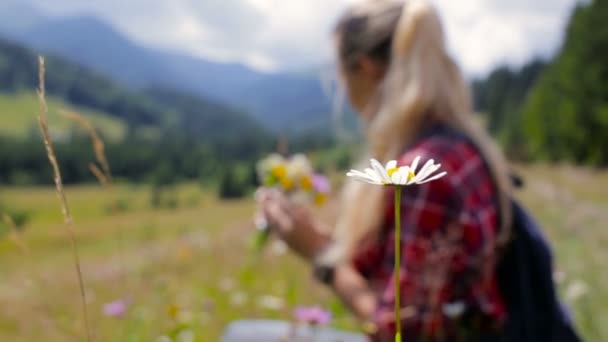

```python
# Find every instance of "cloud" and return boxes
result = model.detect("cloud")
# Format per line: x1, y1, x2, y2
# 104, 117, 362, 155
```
28, 0, 580, 75
433, 0, 579, 76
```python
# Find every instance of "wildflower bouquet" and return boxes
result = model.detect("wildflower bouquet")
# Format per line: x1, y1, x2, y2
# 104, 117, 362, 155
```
253, 153, 330, 252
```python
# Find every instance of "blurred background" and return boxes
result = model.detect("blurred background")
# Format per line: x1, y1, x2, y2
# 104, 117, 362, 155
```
0, 0, 606, 341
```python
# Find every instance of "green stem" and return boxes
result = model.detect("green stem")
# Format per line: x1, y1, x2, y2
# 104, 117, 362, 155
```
394, 186, 402, 342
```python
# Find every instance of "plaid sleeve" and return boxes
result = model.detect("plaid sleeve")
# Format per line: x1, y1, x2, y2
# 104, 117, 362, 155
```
371, 138, 502, 339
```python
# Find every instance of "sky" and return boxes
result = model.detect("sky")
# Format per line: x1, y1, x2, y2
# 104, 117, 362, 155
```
25, 0, 581, 76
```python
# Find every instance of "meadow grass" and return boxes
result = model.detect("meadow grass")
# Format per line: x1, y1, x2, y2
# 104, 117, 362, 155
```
0, 164, 606, 341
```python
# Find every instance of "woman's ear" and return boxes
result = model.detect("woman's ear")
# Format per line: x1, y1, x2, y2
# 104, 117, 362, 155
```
359, 56, 386, 82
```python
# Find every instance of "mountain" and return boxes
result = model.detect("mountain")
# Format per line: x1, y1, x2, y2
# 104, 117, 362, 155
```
0, 37, 268, 143
10, 16, 170, 88
0, 9, 334, 132
151, 49, 266, 102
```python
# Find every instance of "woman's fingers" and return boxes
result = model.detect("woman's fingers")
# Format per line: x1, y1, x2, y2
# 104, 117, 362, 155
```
255, 187, 274, 202
263, 199, 293, 233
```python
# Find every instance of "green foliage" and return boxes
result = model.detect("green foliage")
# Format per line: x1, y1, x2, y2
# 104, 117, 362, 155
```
217, 167, 247, 199
312, 144, 357, 172
521, 0, 608, 165
472, 60, 546, 160
473, 60, 546, 135
246, 162, 260, 189
474, 0, 608, 166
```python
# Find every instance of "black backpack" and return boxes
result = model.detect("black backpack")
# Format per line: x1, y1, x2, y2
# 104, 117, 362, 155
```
496, 201, 582, 341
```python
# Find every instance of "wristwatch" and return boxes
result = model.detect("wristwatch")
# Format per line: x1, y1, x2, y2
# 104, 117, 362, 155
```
312, 263, 335, 285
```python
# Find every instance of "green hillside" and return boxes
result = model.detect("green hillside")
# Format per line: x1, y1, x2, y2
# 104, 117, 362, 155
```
0, 37, 277, 185
522, 0, 608, 165
0, 37, 269, 141
475, 0, 608, 166
0, 92, 126, 141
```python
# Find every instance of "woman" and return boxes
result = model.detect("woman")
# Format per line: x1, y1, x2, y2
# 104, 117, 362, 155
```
257, 0, 513, 340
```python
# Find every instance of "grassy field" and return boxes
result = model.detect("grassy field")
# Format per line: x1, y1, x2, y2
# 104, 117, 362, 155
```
0, 165, 607, 341
0, 92, 126, 141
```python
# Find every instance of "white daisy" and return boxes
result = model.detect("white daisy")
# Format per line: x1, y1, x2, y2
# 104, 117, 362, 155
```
346, 157, 446, 186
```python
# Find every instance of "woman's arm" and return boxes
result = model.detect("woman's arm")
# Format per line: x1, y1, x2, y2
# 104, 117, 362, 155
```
331, 262, 378, 321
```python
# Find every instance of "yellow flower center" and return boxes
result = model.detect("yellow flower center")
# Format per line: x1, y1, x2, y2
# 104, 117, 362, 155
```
280, 176, 293, 190
270, 165, 287, 179
387, 168, 414, 182
314, 193, 327, 206
300, 176, 313, 191
407, 171, 415, 181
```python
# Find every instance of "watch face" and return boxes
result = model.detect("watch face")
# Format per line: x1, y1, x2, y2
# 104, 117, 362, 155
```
314, 265, 335, 285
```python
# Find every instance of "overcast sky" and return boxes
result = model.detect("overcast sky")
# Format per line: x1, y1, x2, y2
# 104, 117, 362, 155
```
26, 0, 580, 76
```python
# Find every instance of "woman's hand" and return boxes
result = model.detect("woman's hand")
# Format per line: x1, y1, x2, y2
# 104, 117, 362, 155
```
256, 188, 329, 261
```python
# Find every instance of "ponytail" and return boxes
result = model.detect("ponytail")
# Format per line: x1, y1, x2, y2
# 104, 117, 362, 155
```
322, 0, 512, 265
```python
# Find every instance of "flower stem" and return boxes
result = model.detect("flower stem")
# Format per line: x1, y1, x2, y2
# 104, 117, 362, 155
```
394, 186, 402, 341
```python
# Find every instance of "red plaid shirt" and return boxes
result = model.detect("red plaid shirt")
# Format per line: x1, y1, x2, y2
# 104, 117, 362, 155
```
352, 134, 506, 340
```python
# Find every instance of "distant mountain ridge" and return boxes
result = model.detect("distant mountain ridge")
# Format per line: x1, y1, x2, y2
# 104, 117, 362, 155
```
0, 37, 269, 144
0, 6, 335, 132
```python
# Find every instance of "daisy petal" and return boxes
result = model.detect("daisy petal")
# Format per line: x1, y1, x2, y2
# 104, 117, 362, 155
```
419, 164, 441, 182
364, 168, 378, 178
397, 166, 410, 185
347, 169, 384, 184
364, 168, 383, 183
416, 171, 447, 184
385, 160, 397, 171
346, 169, 368, 178
417, 163, 442, 183
370, 159, 390, 184
358, 177, 384, 185
346, 170, 370, 180
410, 156, 421, 174
391, 168, 403, 185
347, 173, 379, 184
410, 159, 434, 184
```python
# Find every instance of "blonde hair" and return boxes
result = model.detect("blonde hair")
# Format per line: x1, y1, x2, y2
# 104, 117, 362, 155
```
322, 0, 512, 264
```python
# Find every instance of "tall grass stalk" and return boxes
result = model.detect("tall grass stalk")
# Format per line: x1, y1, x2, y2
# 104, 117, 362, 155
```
60, 110, 112, 184
60, 110, 128, 288
88, 163, 109, 187
61, 109, 131, 340
36, 56, 92, 342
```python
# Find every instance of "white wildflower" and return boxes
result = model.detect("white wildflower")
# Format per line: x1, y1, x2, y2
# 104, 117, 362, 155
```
346, 157, 446, 186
